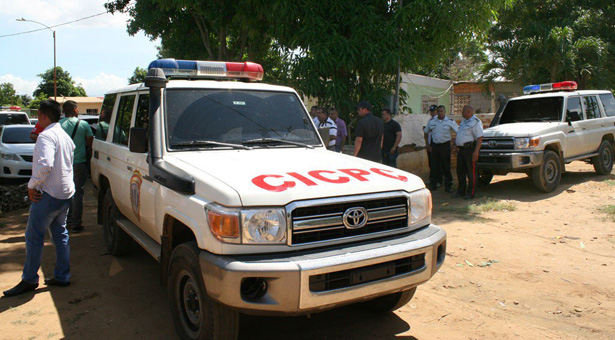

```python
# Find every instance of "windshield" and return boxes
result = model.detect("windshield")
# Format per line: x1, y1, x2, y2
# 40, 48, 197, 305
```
2, 127, 35, 144
165, 89, 320, 149
0, 113, 30, 125
498, 97, 563, 124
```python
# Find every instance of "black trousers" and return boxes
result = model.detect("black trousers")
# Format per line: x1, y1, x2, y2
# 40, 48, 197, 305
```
430, 142, 452, 188
457, 148, 478, 197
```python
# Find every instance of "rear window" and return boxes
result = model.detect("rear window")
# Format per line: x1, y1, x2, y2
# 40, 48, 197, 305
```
600, 93, 615, 117
498, 97, 563, 124
0, 113, 30, 125
2, 127, 35, 144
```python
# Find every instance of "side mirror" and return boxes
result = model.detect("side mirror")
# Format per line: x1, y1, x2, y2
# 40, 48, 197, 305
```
565, 115, 572, 126
129, 127, 148, 153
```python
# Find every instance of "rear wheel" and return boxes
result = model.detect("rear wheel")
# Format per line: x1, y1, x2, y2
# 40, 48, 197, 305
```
532, 150, 561, 192
360, 287, 417, 313
592, 140, 614, 175
102, 188, 133, 255
169, 242, 239, 340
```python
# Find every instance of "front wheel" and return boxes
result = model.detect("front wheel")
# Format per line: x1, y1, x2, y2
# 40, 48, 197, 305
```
592, 140, 614, 175
169, 242, 239, 340
359, 287, 417, 313
532, 150, 561, 192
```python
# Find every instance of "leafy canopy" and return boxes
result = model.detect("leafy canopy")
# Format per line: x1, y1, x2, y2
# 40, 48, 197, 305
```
128, 67, 148, 84
486, 0, 614, 89
34, 67, 87, 98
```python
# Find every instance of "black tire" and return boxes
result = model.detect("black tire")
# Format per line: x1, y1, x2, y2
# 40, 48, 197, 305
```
360, 287, 417, 313
532, 150, 562, 192
102, 188, 133, 256
592, 140, 614, 175
169, 242, 239, 340
478, 169, 494, 187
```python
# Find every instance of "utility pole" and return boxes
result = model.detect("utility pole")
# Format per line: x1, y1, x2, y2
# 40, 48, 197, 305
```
17, 18, 57, 101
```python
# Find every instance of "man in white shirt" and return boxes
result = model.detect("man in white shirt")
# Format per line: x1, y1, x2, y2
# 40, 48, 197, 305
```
3, 100, 76, 297
314, 107, 337, 151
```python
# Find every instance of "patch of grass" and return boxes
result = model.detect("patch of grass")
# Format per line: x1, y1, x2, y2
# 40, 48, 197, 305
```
599, 205, 615, 222
11, 319, 28, 326
47, 333, 58, 339
23, 309, 41, 317
439, 198, 515, 220
469, 199, 516, 214
604, 179, 615, 186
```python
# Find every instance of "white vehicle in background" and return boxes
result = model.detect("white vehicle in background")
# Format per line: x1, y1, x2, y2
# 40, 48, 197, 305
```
91, 59, 447, 340
479, 81, 615, 192
0, 125, 35, 179
0, 110, 31, 126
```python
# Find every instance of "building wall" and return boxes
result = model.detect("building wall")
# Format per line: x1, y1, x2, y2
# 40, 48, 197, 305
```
453, 82, 522, 115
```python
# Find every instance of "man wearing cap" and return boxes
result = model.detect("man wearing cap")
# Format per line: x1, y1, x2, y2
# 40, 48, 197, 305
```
454, 105, 484, 200
353, 100, 384, 162
423, 105, 458, 192
314, 107, 337, 151
423, 105, 438, 186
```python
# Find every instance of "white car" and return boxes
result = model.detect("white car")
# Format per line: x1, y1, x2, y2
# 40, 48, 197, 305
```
479, 81, 615, 192
0, 111, 31, 126
91, 59, 446, 339
0, 125, 35, 179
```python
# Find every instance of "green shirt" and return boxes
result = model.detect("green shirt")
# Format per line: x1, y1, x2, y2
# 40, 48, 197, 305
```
60, 117, 94, 164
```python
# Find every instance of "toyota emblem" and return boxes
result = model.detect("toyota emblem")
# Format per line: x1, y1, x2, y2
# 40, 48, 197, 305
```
488, 140, 498, 148
343, 207, 368, 229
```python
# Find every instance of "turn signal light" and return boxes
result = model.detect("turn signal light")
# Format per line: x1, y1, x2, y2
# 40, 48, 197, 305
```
207, 211, 240, 239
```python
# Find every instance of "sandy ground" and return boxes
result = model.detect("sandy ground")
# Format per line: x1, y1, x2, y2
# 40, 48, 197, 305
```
0, 161, 614, 340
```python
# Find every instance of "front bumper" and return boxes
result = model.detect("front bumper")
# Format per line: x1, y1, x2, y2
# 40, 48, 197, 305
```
0, 159, 32, 178
478, 151, 543, 170
200, 224, 446, 315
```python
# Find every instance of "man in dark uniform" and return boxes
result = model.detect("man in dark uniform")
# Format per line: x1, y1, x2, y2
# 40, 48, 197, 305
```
454, 105, 484, 200
423, 105, 458, 192
353, 101, 383, 162
381, 108, 402, 167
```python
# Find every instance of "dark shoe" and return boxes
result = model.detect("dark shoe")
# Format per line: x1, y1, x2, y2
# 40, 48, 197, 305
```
444, 187, 453, 193
72, 225, 84, 233
452, 193, 464, 198
463, 195, 475, 201
44, 278, 70, 287
3, 281, 38, 297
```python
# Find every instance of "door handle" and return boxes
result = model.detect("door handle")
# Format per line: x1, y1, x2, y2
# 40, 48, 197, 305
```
93, 150, 99, 159
106, 156, 111, 161
127, 165, 133, 171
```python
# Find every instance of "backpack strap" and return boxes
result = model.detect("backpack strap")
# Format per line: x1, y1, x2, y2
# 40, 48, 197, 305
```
71, 118, 81, 140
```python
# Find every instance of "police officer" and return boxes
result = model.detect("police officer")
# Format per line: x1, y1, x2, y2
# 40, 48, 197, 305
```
423, 105, 458, 192
423, 105, 438, 187
454, 105, 484, 200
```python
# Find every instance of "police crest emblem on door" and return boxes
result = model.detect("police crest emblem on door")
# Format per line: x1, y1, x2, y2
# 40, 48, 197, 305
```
130, 170, 143, 221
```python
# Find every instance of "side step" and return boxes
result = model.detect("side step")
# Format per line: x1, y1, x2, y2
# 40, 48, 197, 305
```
116, 217, 161, 262
564, 152, 599, 163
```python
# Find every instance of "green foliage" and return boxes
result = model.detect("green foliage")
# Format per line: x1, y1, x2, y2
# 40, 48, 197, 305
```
600, 205, 615, 221
128, 67, 148, 84
29, 93, 48, 109
33, 67, 87, 98
0, 83, 19, 105
486, 0, 615, 89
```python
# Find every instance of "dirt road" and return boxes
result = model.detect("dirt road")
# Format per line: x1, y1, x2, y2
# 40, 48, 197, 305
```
1, 162, 614, 340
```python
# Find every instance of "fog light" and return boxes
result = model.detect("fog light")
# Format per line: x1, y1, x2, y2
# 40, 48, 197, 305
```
240, 278, 268, 302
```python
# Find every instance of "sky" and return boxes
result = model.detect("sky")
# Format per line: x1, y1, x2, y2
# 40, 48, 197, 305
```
0, 0, 160, 97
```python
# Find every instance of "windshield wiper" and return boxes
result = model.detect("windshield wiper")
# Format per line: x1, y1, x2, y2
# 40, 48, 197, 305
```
242, 138, 314, 149
172, 140, 252, 150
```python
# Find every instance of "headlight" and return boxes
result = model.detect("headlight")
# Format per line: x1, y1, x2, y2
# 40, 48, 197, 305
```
205, 204, 287, 244
242, 209, 286, 244
1, 152, 20, 161
514, 137, 540, 149
408, 188, 432, 227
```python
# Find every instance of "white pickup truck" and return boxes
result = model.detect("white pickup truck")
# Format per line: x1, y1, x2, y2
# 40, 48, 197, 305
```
90, 59, 446, 339
478, 81, 615, 192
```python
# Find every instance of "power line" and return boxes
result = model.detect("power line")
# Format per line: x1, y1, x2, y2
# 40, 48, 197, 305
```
0, 11, 109, 38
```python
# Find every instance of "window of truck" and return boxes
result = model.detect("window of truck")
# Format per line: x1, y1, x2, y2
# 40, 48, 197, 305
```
599, 93, 615, 117
566, 97, 584, 122
498, 97, 564, 124
165, 89, 320, 149
583, 96, 601, 119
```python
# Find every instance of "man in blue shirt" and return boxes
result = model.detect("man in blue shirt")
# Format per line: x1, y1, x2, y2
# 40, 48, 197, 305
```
454, 105, 484, 200
423, 105, 458, 192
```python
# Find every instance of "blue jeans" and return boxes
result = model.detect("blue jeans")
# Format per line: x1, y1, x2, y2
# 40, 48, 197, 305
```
382, 150, 398, 168
22, 192, 71, 284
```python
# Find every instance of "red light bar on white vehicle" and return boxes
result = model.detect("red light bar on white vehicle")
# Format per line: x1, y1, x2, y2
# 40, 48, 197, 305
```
148, 59, 264, 81
523, 81, 578, 94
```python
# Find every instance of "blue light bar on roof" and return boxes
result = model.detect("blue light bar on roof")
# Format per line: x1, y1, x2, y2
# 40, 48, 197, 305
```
147, 59, 263, 81
523, 81, 577, 95
523, 85, 540, 95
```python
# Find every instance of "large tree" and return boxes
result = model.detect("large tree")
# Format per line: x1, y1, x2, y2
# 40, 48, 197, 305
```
0, 83, 19, 105
33, 67, 87, 98
108, 0, 503, 118
128, 66, 148, 84
486, 0, 614, 89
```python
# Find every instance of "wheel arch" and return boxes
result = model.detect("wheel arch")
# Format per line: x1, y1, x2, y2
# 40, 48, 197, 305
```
160, 214, 198, 286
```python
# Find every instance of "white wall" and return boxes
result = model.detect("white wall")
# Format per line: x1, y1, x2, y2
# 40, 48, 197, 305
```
395, 113, 431, 148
